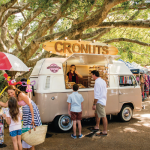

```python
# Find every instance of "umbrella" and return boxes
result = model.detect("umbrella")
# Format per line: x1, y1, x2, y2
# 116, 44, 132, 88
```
0, 52, 29, 71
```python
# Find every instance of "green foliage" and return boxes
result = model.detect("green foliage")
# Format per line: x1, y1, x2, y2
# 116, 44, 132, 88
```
0, 0, 10, 5
1, 0, 150, 67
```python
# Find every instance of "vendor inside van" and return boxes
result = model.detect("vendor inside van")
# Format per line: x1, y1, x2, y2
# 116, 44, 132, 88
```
66, 64, 83, 84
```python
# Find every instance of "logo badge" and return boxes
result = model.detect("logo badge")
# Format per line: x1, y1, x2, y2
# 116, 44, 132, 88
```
47, 64, 61, 73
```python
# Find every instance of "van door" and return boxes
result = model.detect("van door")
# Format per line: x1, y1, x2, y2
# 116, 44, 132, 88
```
118, 75, 141, 107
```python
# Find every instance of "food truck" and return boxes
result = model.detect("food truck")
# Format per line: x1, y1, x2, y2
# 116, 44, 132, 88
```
30, 40, 142, 131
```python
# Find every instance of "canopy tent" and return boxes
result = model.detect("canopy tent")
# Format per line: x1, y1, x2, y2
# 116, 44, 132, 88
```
118, 59, 144, 74
131, 62, 148, 74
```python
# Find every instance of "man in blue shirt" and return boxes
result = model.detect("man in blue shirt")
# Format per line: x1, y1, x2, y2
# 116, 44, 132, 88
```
67, 84, 84, 139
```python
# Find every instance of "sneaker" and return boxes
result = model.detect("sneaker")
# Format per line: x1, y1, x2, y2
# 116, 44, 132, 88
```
79, 134, 83, 138
71, 134, 77, 139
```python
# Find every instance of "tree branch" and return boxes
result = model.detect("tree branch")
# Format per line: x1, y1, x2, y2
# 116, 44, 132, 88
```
104, 38, 150, 47
21, 26, 30, 46
35, 0, 73, 38
72, 0, 97, 25
89, 10, 140, 41
25, 17, 50, 40
26, 51, 52, 67
14, 7, 43, 52
0, 0, 17, 23
15, 7, 42, 39
74, 28, 104, 40
1, 3, 30, 27
58, 0, 128, 40
110, 3, 150, 12
34, 31, 65, 43
0, 38, 8, 52
97, 20, 150, 29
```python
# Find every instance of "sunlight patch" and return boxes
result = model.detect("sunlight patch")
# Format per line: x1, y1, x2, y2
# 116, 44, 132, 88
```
140, 114, 150, 118
123, 127, 137, 132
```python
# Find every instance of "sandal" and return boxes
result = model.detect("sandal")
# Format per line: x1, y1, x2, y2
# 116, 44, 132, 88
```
90, 127, 99, 131
96, 132, 107, 136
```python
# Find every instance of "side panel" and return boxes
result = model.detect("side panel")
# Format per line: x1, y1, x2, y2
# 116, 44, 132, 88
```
105, 89, 119, 114
35, 92, 89, 123
118, 87, 142, 111
35, 88, 120, 123
88, 89, 119, 117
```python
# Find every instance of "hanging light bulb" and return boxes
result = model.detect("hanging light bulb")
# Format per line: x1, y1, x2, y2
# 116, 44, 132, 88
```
92, 40, 95, 43
64, 37, 67, 40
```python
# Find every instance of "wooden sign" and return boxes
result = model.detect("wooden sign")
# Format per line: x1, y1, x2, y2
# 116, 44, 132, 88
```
43, 40, 118, 56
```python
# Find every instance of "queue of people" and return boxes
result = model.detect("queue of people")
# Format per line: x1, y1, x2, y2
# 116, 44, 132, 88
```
0, 68, 108, 149
67, 70, 108, 138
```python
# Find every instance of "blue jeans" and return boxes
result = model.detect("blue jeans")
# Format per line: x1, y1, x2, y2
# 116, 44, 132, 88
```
10, 129, 22, 137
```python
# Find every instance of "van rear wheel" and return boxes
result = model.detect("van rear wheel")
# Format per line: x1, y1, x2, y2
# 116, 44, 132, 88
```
119, 105, 133, 122
54, 115, 73, 132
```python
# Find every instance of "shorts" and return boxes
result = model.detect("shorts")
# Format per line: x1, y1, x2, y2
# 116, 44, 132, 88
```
95, 103, 106, 118
10, 129, 22, 137
71, 112, 82, 121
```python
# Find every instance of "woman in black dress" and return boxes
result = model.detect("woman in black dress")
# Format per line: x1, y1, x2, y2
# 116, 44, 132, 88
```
66, 65, 82, 83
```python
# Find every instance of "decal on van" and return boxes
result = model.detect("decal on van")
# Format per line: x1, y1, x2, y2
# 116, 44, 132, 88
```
47, 64, 61, 73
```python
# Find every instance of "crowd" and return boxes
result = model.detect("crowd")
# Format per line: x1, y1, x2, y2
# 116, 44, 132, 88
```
0, 70, 107, 149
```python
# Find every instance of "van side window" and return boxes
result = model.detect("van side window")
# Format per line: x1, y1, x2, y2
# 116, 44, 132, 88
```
45, 76, 50, 89
119, 76, 137, 87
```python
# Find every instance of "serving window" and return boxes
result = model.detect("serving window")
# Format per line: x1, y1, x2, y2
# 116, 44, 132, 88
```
63, 64, 109, 89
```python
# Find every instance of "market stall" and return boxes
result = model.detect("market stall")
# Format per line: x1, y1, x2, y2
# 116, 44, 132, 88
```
29, 40, 142, 132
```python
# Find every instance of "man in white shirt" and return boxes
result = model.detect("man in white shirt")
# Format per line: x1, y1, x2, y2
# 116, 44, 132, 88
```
91, 70, 108, 136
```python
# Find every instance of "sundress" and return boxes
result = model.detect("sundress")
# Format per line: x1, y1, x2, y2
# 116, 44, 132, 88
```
19, 99, 42, 148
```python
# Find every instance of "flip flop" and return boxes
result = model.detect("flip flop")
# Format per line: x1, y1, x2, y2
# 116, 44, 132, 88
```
90, 127, 99, 131
96, 132, 107, 136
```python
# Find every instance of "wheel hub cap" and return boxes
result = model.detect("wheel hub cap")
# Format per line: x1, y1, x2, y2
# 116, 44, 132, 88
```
60, 116, 72, 130
124, 110, 130, 117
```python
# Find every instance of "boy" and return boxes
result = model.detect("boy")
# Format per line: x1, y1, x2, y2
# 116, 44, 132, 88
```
67, 84, 84, 139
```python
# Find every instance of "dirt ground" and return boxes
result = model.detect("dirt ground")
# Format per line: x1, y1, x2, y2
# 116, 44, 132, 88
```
2, 99, 150, 150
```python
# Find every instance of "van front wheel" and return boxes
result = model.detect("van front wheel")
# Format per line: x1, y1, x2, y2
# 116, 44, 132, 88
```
54, 115, 73, 132
119, 105, 133, 122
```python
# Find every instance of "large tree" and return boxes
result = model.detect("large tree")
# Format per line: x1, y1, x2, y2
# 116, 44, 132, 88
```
0, 0, 150, 69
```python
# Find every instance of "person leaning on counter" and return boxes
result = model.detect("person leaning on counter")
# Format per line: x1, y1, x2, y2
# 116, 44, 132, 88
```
66, 65, 83, 84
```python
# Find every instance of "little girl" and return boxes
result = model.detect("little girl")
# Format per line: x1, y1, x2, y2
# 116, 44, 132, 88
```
2, 97, 22, 150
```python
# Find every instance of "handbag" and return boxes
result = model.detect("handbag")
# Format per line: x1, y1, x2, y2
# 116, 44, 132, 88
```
21, 124, 48, 146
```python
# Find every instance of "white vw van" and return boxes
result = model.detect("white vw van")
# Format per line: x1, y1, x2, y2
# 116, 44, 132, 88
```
30, 53, 142, 131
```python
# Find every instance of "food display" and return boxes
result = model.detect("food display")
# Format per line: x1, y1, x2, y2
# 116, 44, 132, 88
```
77, 84, 85, 89
65, 82, 85, 89
88, 65, 109, 88
66, 82, 85, 89
65, 82, 76, 89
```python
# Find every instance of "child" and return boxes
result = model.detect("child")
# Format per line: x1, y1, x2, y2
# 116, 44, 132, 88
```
2, 97, 22, 150
67, 84, 84, 139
